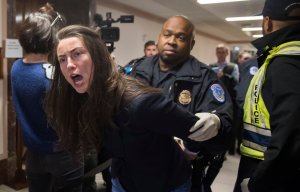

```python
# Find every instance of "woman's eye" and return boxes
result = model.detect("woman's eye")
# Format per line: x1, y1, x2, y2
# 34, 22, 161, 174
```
73, 51, 81, 59
58, 57, 66, 64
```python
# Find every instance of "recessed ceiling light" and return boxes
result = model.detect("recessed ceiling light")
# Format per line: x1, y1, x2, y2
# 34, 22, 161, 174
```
226, 16, 263, 21
197, 0, 248, 4
242, 27, 262, 31
253, 34, 263, 38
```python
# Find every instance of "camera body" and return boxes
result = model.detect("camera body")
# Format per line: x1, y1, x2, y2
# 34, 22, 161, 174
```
100, 27, 120, 42
94, 12, 134, 52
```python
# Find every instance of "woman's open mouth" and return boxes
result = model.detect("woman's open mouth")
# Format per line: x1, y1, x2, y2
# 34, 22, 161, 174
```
71, 74, 83, 86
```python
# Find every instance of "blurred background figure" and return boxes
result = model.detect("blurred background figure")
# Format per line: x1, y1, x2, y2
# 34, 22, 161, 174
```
143, 40, 158, 57
124, 40, 158, 75
210, 44, 239, 82
210, 44, 239, 156
237, 51, 252, 65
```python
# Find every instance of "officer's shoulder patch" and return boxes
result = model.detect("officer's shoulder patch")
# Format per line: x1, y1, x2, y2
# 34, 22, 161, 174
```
210, 83, 225, 103
249, 66, 258, 75
43, 63, 55, 80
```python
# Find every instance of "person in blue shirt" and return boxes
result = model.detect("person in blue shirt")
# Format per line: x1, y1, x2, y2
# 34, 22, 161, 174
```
11, 3, 84, 192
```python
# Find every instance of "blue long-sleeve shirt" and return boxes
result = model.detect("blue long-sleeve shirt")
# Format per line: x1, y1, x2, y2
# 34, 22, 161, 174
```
11, 59, 59, 153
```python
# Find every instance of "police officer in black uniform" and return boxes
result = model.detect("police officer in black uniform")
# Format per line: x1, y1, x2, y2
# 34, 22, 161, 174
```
131, 15, 233, 192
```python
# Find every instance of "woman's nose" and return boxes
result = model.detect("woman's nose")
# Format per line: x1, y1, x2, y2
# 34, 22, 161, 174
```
66, 57, 76, 70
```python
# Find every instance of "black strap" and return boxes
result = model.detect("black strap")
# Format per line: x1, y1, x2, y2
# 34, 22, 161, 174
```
58, 158, 112, 191
83, 158, 112, 178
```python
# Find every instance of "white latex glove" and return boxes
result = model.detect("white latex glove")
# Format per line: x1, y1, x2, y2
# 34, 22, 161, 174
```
188, 112, 220, 141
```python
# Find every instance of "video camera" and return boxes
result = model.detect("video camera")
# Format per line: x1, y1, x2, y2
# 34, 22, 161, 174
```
93, 12, 134, 53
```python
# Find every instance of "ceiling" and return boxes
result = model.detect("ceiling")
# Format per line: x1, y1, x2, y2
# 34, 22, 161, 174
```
103, 0, 265, 43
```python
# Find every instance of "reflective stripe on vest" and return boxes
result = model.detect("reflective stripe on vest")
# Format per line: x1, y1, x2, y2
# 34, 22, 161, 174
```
241, 41, 300, 160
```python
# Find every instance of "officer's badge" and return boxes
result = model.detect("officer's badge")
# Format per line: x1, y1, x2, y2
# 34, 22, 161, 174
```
210, 84, 225, 103
43, 63, 55, 80
178, 90, 192, 105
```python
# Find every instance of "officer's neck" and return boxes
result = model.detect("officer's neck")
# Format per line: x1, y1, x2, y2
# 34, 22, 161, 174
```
159, 60, 181, 72
23, 53, 49, 63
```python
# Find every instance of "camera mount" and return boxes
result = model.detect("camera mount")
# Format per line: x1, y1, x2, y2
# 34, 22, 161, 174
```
93, 12, 134, 53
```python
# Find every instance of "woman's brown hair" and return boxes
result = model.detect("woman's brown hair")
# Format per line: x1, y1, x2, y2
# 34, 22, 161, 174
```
45, 25, 160, 152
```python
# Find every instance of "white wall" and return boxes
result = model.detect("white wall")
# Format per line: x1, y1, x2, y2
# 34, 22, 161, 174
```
0, 80, 3, 158
0, 0, 7, 160
0, 0, 2, 48
0, 0, 3, 159
192, 35, 224, 64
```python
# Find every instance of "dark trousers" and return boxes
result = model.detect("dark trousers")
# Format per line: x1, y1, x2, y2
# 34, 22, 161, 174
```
191, 153, 225, 192
236, 109, 244, 154
233, 155, 261, 192
26, 150, 84, 192
98, 147, 112, 192
83, 148, 98, 192
229, 106, 243, 155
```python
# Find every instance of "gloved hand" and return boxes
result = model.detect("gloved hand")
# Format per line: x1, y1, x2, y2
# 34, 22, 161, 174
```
188, 112, 220, 142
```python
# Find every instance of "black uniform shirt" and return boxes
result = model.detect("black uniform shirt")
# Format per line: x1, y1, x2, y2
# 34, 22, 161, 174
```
105, 93, 198, 192
131, 55, 233, 155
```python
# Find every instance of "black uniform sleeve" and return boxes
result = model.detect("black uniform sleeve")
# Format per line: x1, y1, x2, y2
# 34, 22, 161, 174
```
127, 93, 199, 140
185, 68, 233, 154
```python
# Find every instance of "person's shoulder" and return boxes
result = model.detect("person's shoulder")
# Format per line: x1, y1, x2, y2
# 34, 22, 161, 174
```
188, 56, 209, 67
270, 55, 300, 75
222, 62, 236, 74
134, 55, 158, 70
208, 62, 218, 67
11, 59, 23, 77
124, 57, 144, 67
12, 58, 23, 66
242, 58, 258, 71
188, 56, 215, 72
123, 56, 147, 75
227, 62, 238, 67
139, 55, 158, 65
181, 56, 217, 79
11, 58, 37, 73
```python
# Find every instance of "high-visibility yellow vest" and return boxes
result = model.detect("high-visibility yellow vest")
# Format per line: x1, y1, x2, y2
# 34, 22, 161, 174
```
240, 41, 300, 160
